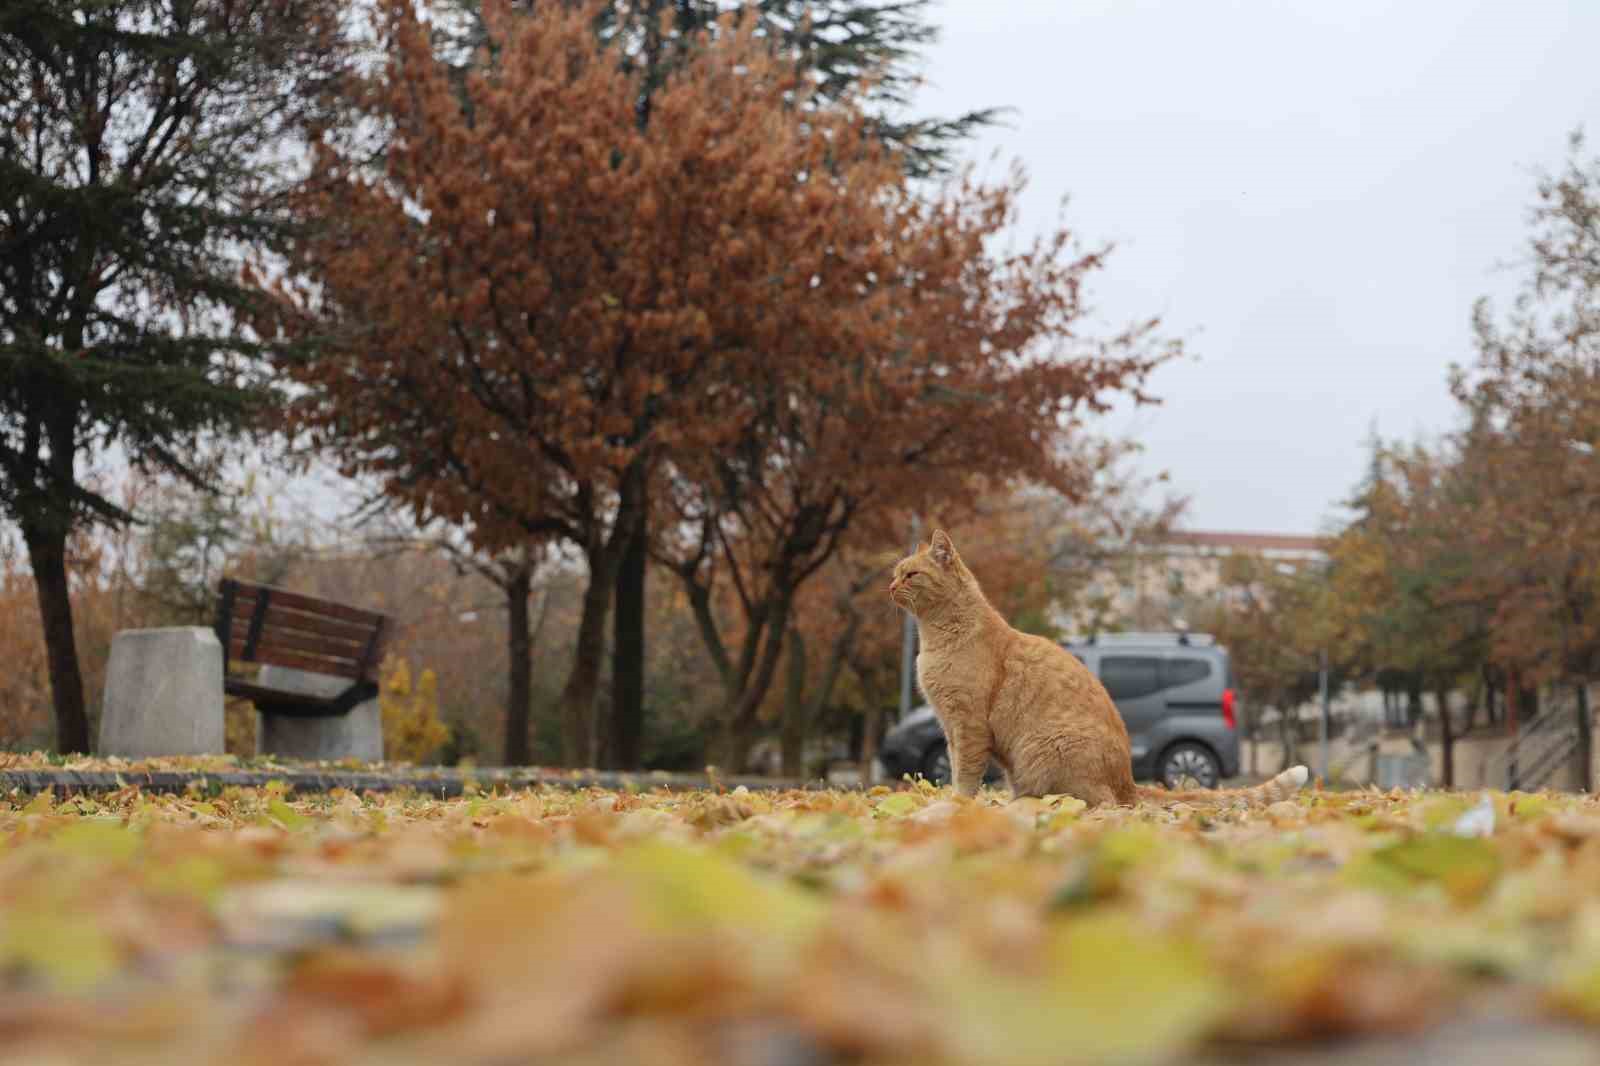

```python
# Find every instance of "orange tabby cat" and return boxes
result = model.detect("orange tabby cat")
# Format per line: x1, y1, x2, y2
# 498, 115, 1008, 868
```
890, 530, 1308, 806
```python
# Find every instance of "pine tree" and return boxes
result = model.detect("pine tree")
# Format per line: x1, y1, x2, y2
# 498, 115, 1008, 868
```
0, 0, 350, 751
439, 0, 999, 176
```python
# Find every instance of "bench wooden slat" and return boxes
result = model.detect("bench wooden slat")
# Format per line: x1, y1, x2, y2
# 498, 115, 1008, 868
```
240, 643, 366, 675
228, 584, 386, 629
225, 599, 373, 646
228, 628, 364, 665
228, 638, 367, 680
227, 612, 370, 653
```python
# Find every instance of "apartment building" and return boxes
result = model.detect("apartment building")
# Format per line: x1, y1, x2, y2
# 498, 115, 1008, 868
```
1054, 529, 1327, 634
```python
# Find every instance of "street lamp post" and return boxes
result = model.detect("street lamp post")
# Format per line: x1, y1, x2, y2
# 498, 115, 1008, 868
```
1318, 648, 1331, 780
897, 517, 921, 721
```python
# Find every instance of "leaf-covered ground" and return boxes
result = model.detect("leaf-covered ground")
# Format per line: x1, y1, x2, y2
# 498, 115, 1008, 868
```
2, 780, 1600, 1065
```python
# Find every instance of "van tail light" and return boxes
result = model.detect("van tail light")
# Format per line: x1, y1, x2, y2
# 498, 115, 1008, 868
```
1222, 688, 1237, 730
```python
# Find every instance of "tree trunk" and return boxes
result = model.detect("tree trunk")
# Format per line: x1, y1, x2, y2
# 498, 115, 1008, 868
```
711, 717, 758, 774
556, 468, 646, 768
1577, 681, 1593, 793
723, 597, 793, 768
780, 632, 808, 778
25, 524, 91, 754
1497, 669, 1510, 736
781, 602, 864, 780
503, 563, 533, 766
691, 584, 795, 774
1436, 686, 1455, 789
859, 703, 883, 781
1405, 681, 1423, 732
1514, 680, 1540, 725
608, 510, 647, 770
557, 544, 623, 768
1243, 703, 1257, 775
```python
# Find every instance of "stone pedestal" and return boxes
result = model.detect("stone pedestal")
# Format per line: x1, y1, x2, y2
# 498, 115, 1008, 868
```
255, 665, 384, 763
99, 627, 225, 757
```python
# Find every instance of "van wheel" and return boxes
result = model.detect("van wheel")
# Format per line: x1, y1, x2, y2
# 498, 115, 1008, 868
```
922, 742, 952, 785
1160, 742, 1220, 790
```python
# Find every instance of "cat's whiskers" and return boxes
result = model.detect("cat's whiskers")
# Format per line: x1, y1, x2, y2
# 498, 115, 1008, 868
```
886, 582, 908, 611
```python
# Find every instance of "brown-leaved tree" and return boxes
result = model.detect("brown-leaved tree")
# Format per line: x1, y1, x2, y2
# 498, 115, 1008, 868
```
261, 0, 1170, 768
657, 169, 1174, 766
260, 0, 922, 765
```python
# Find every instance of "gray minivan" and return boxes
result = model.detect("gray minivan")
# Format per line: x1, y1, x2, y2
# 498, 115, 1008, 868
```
876, 631, 1240, 790
1062, 632, 1240, 789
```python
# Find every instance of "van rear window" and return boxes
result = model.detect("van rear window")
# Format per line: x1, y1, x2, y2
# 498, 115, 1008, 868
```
1161, 659, 1211, 688
1099, 656, 1162, 700
1100, 655, 1213, 700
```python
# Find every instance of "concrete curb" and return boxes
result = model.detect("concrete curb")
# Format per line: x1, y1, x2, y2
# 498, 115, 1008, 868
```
0, 765, 824, 800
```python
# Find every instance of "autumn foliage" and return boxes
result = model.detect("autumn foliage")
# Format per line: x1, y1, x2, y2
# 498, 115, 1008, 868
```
1213, 136, 1600, 782
378, 657, 449, 763
267, 0, 904, 550
257, 0, 1169, 769
1361, 141, 1600, 697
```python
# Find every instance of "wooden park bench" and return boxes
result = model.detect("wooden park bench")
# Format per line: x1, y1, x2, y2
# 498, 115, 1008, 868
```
212, 578, 392, 719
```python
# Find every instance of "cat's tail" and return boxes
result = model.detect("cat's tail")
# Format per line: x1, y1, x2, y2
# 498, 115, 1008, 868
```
1135, 765, 1310, 807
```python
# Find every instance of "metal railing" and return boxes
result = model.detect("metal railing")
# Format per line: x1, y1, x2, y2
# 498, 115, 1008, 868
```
1483, 707, 1582, 791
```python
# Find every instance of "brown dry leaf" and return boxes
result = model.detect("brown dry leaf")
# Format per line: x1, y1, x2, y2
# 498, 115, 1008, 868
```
284, 952, 468, 1036
431, 871, 660, 1059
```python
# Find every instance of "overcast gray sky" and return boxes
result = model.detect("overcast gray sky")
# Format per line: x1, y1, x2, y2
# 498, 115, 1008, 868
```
916, 0, 1600, 535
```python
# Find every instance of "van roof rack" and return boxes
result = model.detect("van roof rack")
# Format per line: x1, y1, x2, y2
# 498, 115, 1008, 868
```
1067, 631, 1217, 647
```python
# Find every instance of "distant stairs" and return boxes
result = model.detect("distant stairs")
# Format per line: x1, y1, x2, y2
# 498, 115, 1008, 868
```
1484, 708, 1583, 791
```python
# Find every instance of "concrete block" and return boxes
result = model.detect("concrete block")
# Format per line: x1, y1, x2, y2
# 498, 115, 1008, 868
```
99, 627, 226, 757
255, 665, 384, 763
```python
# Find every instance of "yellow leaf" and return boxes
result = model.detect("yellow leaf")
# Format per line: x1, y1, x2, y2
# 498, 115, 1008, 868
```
945, 914, 1226, 1065
267, 798, 310, 831
51, 819, 140, 862
1349, 832, 1502, 903
1050, 824, 1162, 908
614, 841, 822, 943
0, 912, 120, 992
875, 793, 921, 818
147, 855, 230, 903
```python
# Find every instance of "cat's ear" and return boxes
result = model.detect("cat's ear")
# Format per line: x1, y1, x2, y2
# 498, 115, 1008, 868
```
929, 529, 959, 568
